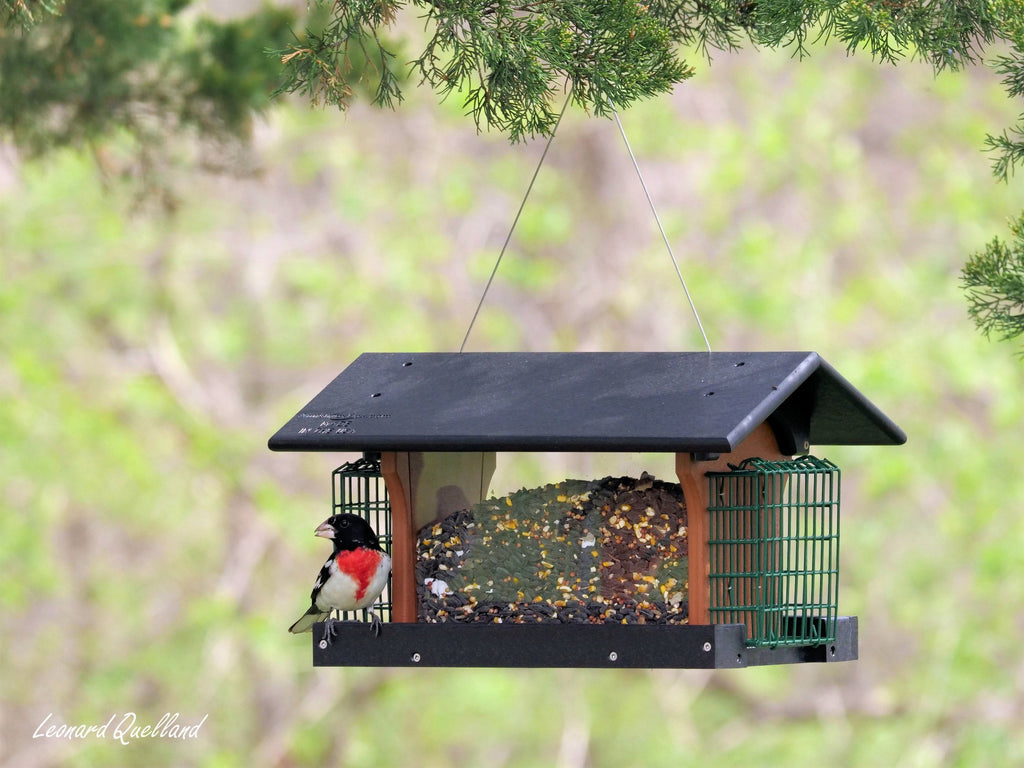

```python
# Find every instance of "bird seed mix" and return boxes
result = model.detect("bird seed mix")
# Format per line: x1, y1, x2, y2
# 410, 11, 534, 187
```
416, 474, 689, 624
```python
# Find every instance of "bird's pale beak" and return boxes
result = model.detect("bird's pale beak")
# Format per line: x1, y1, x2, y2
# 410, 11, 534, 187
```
314, 521, 335, 539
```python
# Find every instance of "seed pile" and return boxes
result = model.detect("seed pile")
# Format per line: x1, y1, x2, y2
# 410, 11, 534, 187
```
416, 474, 689, 624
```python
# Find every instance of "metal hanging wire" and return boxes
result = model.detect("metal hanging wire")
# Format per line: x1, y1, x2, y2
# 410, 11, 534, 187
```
459, 90, 574, 353
459, 91, 711, 353
610, 103, 711, 353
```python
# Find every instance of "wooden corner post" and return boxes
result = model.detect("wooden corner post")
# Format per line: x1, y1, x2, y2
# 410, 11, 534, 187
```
380, 452, 418, 623
675, 423, 789, 627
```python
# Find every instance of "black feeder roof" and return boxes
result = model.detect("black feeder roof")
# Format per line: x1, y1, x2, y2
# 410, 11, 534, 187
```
269, 352, 905, 455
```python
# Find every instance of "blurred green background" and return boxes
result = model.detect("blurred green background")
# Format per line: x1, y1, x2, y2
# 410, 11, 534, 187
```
3, 17, 1024, 768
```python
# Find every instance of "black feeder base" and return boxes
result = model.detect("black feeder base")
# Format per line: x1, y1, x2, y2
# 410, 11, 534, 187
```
311, 616, 858, 668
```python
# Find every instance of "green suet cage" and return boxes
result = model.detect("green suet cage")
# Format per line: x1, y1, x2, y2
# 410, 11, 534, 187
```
706, 456, 841, 649
331, 454, 393, 623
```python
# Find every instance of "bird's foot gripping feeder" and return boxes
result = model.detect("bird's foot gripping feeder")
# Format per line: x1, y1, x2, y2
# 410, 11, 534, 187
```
271, 352, 904, 668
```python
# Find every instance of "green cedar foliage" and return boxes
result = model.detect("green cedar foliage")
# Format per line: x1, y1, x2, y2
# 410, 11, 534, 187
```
274, 0, 694, 142
960, 1, 1024, 350
0, 0, 294, 157
963, 213, 1024, 350
276, 1, 1023, 144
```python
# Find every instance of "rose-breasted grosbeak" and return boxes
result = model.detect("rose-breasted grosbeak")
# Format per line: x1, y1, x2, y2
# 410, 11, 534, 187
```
288, 513, 391, 644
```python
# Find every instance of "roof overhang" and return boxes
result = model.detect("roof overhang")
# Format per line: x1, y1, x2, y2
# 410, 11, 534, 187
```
268, 352, 906, 454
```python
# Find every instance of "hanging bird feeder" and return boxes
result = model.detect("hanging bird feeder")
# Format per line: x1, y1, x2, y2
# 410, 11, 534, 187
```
269, 350, 904, 668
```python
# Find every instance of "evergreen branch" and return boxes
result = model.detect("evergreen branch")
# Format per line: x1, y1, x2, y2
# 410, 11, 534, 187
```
0, 0, 62, 29
962, 214, 1024, 348
271, 0, 1024, 154
0, 0, 296, 207
752, 0, 828, 58
985, 126, 1024, 182
282, 0, 694, 140
273, 0, 405, 110
648, 0, 758, 59
991, 52, 1024, 100
981, 29, 1024, 184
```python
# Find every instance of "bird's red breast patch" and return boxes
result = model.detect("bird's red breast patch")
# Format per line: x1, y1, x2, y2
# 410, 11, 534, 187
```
335, 548, 382, 602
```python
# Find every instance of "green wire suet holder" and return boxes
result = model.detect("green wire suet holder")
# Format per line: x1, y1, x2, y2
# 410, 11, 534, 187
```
706, 456, 841, 649
331, 453, 393, 624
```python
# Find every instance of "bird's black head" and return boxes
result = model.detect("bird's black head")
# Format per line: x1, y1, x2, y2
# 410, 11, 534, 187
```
314, 513, 383, 552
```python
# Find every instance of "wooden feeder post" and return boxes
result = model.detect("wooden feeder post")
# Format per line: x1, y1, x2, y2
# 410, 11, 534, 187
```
270, 351, 904, 668
675, 422, 787, 626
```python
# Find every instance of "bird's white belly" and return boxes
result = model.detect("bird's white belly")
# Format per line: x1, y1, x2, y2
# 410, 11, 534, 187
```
315, 568, 360, 612
314, 554, 391, 612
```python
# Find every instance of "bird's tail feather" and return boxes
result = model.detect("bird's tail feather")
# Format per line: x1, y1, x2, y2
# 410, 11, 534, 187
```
289, 607, 329, 634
